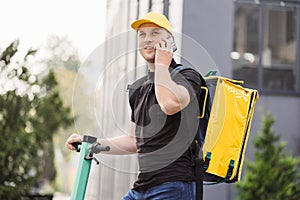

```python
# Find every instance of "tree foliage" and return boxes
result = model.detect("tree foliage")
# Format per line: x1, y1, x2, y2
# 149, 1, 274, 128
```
236, 113, 300, 200
0, 40, 73, 198
44, 35, 81, 72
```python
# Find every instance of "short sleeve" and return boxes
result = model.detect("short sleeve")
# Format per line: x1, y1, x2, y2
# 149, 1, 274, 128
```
172, 68, 202, 101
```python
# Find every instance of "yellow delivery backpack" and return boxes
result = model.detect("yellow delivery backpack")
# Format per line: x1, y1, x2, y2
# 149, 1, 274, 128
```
171, 66, 259, 200
202, 75, 259, 183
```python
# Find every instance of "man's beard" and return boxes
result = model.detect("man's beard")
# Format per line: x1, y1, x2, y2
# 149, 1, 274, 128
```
146, 58, 155, 63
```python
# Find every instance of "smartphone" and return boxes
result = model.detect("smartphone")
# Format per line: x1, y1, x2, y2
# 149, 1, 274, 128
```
167, 36, 177, 52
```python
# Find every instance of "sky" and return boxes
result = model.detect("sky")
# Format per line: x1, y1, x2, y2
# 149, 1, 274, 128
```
0, 0, 107, 60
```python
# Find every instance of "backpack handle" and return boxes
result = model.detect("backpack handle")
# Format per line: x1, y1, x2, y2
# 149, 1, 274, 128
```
198, 86, 208, 119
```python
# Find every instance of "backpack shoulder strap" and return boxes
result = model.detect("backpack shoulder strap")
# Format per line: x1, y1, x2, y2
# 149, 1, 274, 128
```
170, 64, 188, 78
171, 65, 210, 200
171, 65, 211, 143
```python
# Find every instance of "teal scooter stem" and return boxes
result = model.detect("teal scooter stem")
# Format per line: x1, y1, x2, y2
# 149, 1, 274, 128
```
70, 135, 110, 200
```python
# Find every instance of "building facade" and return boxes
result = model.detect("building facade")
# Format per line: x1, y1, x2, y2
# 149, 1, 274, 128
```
85, 0, 300, 199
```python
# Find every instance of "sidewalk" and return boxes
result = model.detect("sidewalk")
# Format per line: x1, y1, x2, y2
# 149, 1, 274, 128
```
53, 192, 70, 200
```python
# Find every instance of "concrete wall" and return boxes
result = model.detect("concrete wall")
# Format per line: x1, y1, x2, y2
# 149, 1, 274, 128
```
251, 95, 300, 156
181, 0, 234, 77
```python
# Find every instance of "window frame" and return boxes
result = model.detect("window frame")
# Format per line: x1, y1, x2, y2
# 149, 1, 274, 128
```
233, 0, 300, 95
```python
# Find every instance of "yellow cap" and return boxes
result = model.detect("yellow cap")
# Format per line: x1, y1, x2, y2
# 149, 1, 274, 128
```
131, 12, 173, 35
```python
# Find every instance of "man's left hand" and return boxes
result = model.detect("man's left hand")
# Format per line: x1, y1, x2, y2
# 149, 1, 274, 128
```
154, 39, 173, 68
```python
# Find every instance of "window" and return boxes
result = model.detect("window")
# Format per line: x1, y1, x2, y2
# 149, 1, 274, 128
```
232, 1, 300, 94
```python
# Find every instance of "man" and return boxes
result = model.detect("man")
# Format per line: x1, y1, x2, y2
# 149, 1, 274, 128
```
65, 12, 203, 199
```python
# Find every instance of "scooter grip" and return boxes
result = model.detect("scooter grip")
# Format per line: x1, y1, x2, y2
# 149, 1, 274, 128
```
93, 143, 110, 153
72, 142, 82, 152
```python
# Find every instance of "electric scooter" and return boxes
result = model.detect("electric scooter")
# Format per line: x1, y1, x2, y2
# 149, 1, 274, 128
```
70, 135, 110, 200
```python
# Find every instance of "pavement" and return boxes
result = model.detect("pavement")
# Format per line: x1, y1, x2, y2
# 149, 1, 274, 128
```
53, 192, 70, 200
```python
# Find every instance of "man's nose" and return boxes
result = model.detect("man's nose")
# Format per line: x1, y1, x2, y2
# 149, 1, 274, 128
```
144, 34, 153, 42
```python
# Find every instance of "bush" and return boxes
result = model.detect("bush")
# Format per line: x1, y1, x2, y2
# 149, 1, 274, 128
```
236, 113, 300, 200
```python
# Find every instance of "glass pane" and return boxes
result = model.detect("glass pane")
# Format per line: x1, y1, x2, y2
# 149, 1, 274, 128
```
232, 4, 259, 89
263, 7, 296, 91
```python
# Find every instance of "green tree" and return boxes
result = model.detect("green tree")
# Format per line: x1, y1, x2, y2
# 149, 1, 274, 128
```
236, 113, 300, 200
0, 40, 73, 198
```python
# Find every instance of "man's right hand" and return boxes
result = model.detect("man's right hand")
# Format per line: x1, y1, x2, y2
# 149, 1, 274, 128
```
65, 134, 83, 151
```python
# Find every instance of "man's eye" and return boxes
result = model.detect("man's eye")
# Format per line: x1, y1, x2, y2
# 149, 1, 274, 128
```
152, 31, 159, 35
139, 33, 146, 38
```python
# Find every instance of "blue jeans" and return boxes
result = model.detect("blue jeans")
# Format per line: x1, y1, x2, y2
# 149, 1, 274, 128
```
121, 181, 196, 200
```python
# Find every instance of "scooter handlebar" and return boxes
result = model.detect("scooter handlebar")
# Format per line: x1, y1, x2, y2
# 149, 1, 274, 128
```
91, 142, 110, 154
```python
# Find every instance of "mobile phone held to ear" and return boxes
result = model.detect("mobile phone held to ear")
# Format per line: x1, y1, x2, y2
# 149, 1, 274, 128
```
167, 36, 177, 52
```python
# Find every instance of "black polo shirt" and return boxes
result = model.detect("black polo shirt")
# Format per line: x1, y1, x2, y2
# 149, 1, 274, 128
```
129, 59, 202, 191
